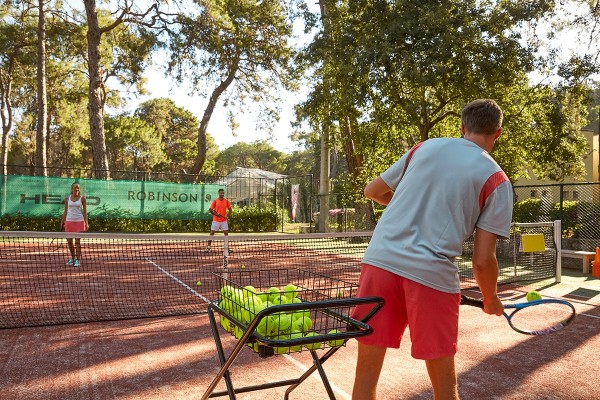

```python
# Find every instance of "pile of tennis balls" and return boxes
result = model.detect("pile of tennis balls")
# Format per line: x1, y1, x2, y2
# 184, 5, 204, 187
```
218, 283, 344, 354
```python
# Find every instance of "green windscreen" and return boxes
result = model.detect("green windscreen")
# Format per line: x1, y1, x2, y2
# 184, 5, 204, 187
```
0, 175, 223, 220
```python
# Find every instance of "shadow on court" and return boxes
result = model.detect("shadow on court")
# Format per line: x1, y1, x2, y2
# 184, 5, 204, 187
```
1, 272, 599, 399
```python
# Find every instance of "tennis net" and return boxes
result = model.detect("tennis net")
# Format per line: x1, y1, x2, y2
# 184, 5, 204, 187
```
0, 231, 370, 328
0, 222, 559, 329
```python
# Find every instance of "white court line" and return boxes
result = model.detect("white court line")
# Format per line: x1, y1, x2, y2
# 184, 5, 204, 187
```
579, 311, 600, 319
146, 256, 351, 398
145, 258, 211, 304
551, 300, 600, 320
282, 353, 351, 400
147, 257, 351, 396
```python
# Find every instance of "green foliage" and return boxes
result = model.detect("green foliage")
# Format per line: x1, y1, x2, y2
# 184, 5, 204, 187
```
493, 84, 590, 182
1, 204, 280, 233
575, 201, 600, 239
91, 7, 160, 105
374, 208, 384, 222
216, 140, 287, 175
50, 99, 90, 168
298, 0, 592, 193
134, 98, 220, 175
1, 217, 62, 231
2, 0, 598, 195
550, 200, 580, 237
228, 204, 282, 232
512, 198, 595, 238
168, 0, 297, 142
283, 149, 318, 177
512, 198, 544, 223
104, 115, 167, 172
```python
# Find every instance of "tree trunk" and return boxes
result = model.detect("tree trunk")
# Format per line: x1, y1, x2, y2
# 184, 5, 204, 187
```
187, 60, 239, 183
318, 0, 333, 232
318, 121, 331, 232
340, 116, 375, 229
45, 110, 51, 164
84, 0, 110, 179
0, 64, 14, 176
355, 200, 375, 231
35, 0, 48, 177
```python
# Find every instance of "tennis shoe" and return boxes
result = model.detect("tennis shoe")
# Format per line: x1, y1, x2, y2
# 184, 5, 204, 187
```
66, 258, 75, 266
73, 259, 80, 267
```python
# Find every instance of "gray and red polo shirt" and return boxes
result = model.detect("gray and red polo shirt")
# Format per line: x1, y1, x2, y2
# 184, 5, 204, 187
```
363, 137, 513, 293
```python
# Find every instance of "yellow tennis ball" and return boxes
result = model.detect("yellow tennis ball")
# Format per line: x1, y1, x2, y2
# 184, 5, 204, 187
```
289, 332, 303, 352
243, 285, 257, 298
526, 291, 542, 301
304, 332, 322, 351
270, 294, 289, 305
283, 283, 298, 299
233, 326, 243, 340
291, 316, 312, 333
276, 314, 292, 332
327, 329, 344, 347
220, 285, 235, 298
196, 281, 203, 286
220, 316, 231, 332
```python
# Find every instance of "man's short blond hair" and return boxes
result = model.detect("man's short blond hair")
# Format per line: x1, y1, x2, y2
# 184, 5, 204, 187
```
461, 99, 503, 135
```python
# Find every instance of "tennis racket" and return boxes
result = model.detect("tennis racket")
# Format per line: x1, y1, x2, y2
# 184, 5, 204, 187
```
460, 295, 576, 336
47, 237, 63, 252
211, 211, 227, 220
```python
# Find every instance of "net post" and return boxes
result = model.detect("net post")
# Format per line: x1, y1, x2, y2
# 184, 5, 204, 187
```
554, 219, 562, 283
223, 236, 229, 280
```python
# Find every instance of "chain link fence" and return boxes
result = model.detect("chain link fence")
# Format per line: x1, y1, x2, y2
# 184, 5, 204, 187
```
306, 183, 600, 241
4, 165, 600, 241
513, 182, 600, 271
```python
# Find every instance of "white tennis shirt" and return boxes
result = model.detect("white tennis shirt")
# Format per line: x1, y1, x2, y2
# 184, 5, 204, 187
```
363, 138, 513, 293
66, 196, 85, 222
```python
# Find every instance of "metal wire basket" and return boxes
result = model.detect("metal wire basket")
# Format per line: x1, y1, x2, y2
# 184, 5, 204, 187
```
212, 268, 372, 357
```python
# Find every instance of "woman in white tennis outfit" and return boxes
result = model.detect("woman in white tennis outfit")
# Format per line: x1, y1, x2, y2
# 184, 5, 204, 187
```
60, 182, 88, 267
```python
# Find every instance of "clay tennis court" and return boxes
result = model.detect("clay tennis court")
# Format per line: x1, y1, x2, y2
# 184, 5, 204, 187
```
2, 229, 599, 399
1, 267, 599, 400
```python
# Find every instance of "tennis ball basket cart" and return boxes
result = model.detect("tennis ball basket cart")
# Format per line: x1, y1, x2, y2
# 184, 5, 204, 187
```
202, 267, 384, 399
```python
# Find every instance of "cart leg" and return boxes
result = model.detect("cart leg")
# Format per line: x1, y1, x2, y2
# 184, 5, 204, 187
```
202, 307, 237, 400
283, 348, 340, 400
311, 349, 337, 400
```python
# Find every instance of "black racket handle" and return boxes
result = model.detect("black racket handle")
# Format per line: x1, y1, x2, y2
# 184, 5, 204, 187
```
460, 295, 484, 308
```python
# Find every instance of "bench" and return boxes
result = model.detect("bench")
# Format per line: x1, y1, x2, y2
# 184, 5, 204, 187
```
561, 250, 595, 273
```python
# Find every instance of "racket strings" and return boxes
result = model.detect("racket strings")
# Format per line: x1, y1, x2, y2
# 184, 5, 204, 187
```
509, 302, 574, 334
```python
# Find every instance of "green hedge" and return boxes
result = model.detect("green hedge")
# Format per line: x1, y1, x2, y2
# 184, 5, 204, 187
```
512, 198, 600, 238
549, 200, 579, 237
1, 204, 282, 233
512, 198, 543, 223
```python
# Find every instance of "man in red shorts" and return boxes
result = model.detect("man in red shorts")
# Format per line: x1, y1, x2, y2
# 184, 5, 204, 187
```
352, 99, 511, 399
206, 188, 232, 252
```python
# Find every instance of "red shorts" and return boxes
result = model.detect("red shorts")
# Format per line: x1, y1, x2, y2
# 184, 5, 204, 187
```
351, 263, 460, 359
64, 221, 86, 233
